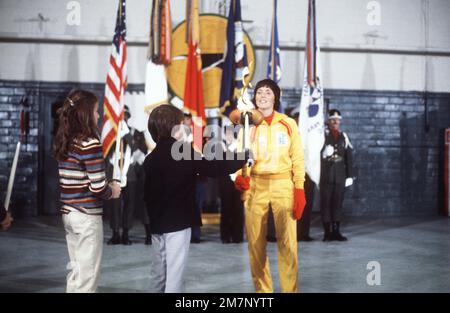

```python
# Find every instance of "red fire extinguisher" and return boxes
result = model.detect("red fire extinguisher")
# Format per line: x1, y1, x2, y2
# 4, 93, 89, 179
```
20, 96, 30, 144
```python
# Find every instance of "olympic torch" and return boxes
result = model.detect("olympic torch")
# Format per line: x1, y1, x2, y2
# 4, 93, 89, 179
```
229, 64, 263, 200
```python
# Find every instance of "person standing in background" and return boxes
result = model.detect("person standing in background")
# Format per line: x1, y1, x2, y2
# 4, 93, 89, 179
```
292, 112, 316, 242
106, 106, 133, 245
218, 125, 244, 244
130, 129, 152, 245
182, 111, 204, 244
320, 109, 354, 242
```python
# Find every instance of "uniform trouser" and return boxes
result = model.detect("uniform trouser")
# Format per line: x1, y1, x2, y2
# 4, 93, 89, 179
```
245, 177, 298, 293
149, 228, 191, 293
62, 211, 103, 293
192, 182, 205, 240
297, 174, 315, 238
320, 182, 345, 223
219, 177, 244, 242
109, 181, 136, 231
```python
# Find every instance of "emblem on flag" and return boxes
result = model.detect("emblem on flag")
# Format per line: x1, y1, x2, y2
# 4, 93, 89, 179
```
298, 0, 325, 186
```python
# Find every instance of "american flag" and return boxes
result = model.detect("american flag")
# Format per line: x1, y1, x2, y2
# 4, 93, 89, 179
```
101, 0, 127, 157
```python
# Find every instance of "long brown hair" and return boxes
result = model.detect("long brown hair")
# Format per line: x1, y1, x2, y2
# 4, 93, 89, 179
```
54, 89, 99, 161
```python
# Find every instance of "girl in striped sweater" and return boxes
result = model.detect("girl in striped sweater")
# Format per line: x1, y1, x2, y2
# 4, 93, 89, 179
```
54, 89, 121, 293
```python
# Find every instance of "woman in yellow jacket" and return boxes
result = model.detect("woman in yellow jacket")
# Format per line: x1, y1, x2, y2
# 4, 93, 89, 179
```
235, 79, 306, 293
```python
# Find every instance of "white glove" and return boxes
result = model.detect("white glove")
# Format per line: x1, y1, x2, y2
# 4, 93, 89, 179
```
228, 141, 238, 152
323, 145, 334, 158
132, 149, 146, 166
345, 177, 353, 187
119, 122, 130, 138
120, 175, 127, 188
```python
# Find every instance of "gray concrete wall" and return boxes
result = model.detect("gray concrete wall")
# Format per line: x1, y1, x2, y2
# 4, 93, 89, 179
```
0, 0, 449, 91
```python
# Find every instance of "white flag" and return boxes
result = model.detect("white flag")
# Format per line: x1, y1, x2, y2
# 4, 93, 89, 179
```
298, 0, 325, 186
144, 60, 169, 113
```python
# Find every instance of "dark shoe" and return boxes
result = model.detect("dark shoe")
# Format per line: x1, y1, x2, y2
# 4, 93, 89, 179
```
191, 238, 201, 244
222, 238, 232, 244
107, 231, 121, 245
331, 222, 348, 241
121, 229, 132, 245
298, 235, 314, 242
322, 222, 332, 242
144, 224, 152, 245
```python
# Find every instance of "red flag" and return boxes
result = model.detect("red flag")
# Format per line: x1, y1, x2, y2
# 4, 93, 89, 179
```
184, 0, 205, 152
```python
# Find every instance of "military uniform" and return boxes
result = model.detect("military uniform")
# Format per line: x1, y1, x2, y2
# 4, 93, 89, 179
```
106, 129, 133, 245
107, 112, 152, 245
218, 139, 244, 244
320, 109, 354, 241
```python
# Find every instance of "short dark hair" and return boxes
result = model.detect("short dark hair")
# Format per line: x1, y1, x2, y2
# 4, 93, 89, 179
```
148, 105, 184, 143
328, 109, 342, 119
124, 105, 131, 119
253, 79, 281, 111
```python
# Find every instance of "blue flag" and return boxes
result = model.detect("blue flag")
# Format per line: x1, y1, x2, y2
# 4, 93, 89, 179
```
219, 0, 248, 117
267, 0, 281, 83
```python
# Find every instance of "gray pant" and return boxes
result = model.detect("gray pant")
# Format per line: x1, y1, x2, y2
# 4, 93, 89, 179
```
149, 228, 191, 293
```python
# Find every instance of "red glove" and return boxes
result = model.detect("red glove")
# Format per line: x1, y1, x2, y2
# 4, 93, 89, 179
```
293, 188, 306, 220
234, 175, 250, 192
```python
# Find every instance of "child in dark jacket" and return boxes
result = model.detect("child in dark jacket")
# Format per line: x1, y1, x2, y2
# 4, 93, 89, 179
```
144, 105, 247, 293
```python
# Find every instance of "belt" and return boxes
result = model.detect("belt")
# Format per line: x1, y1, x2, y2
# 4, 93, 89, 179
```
251, 172, 292, 180
326, 156, 343, 163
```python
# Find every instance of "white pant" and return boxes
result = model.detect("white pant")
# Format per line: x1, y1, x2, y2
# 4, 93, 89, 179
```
150, 228, 191, 293
62, 211, 103, 293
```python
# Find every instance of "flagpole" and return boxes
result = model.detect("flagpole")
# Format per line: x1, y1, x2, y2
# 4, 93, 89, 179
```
4, 141, 21, 211
271, 0, 276, 81
112, 121, 122, 184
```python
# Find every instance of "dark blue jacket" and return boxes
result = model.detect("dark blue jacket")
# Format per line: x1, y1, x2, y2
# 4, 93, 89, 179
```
144, 137, 246, 234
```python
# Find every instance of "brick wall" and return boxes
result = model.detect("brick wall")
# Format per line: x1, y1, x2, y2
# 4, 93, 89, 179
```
282, 89, 450, 216
0, 80, 449, 217
0, 82, 39, 217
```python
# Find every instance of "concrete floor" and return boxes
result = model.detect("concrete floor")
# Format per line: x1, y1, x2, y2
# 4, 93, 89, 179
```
0, 215, 450, 293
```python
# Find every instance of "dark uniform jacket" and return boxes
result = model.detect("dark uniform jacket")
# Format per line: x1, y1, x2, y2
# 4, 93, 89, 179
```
0, 206, 6, 222
320, 129, 353, 185
127, 129, 147, 183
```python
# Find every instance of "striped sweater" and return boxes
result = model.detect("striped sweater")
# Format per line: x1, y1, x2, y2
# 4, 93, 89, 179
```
58, 138, 112, 215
